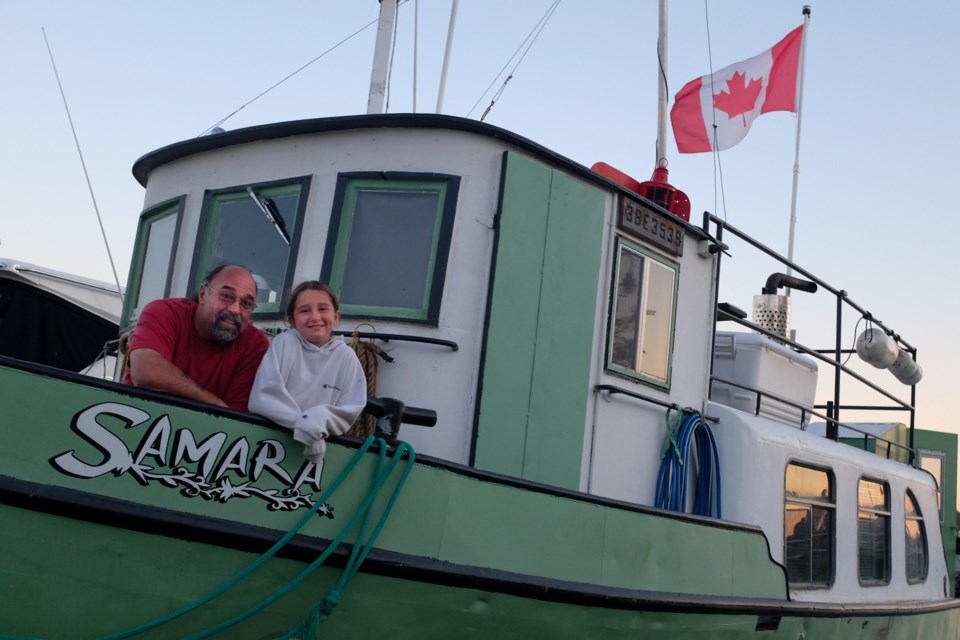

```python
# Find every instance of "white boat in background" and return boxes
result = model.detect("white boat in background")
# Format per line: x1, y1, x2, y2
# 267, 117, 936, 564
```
0, 258, 122, 378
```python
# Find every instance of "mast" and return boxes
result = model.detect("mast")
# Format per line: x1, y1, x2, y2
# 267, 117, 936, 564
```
656, 0, 668, 166
436, 0, 460, 114
413, 0, 419, 112
367, 0, 399, 114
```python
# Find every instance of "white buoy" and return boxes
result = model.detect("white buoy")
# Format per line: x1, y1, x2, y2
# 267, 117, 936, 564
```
855, 328, 898, 369
889, 349, 923, 385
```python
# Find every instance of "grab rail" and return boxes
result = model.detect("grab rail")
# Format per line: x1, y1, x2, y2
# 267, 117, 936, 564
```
594, 384, 718, 423
333, 330, 458, 351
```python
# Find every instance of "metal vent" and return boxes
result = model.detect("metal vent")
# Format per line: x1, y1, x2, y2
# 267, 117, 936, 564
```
753, 294, 791, 340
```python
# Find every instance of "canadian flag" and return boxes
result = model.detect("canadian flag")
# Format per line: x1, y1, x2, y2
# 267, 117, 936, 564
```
671, 25, 804, 153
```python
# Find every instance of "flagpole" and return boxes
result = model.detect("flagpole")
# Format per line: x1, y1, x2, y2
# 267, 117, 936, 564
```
786, 6, 811, 277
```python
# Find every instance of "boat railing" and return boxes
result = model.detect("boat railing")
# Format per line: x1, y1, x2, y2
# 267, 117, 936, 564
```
594, 384, 718, 423
703, 212, 919, 465
332, 330, 459, 351
715, 308, 912, 411
706, 374, 914, 461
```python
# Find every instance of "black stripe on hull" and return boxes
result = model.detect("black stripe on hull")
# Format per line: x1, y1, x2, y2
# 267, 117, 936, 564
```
2, 474, 958, 620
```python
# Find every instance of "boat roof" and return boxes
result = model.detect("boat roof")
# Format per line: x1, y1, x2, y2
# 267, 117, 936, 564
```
131, 113, 709, 239
133, 114, 582, 186
807, 422, 904, 439
0, 258, 123, 324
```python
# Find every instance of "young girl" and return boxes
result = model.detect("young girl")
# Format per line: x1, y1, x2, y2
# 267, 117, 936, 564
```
249, 281, 366, 466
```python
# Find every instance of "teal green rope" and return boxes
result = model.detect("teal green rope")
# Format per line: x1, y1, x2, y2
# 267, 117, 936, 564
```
104, 435, 385, 640
282, 441, 416, 639
181, 439, 415, 639
0, 434, 397, 640
660, 403, 684, 463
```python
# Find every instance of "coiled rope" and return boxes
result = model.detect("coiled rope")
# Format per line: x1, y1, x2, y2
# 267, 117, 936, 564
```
116, 331, 131, 381
348, 325, 390, 438
655, 406, 722, 518
1, 435, 415, 640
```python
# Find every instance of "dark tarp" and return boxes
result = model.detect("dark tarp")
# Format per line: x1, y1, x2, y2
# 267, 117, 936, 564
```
0, 279, 118, 371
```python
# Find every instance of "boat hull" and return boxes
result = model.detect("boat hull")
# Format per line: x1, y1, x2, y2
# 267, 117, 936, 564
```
5, 499, 960, 639
2, 358, 959, 639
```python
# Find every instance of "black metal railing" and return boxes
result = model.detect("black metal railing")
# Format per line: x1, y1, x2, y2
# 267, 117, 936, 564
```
333, 330, 459, 351
706, 376, 914, 461
594, 384, 718, 423
703, 212, 918, 465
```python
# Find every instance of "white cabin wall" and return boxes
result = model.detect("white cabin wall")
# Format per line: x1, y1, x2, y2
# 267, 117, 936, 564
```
585, 223, 717, 504
579, 203, 615, 493
139, 128, 520, 464
710, 401, 948, 603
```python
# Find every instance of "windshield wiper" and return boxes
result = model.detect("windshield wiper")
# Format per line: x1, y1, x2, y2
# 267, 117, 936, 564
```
246, 187, 290, 245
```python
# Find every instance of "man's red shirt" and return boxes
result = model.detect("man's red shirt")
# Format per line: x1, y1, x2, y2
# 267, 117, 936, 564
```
123, 298, 268, 411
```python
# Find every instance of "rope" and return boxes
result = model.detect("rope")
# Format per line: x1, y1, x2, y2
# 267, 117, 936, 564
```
466, 0, 563, 120
280, 442, 415, 639
0, 436, 414, 640
116, 331, 131, 382
185, 439, 416, 640
659, 403, 684, 463
655, 409, 722, 518
348, 324, 384, 438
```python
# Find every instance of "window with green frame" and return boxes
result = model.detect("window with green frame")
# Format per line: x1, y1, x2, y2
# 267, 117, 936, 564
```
122, 197, 184, 329
190, 177, 310, 316
606, 237, 678, 386
322, 173, 459, 324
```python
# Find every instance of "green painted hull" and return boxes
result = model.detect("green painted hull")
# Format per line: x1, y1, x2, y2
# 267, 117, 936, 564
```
1, 360, 959, 639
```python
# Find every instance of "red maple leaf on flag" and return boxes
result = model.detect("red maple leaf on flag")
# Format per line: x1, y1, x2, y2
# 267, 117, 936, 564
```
713, 71, 762, 126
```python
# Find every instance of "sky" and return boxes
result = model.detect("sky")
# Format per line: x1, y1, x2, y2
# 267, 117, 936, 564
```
2, 2, 958, 478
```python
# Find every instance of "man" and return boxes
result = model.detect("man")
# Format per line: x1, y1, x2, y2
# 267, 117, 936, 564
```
123, 264, 269, 411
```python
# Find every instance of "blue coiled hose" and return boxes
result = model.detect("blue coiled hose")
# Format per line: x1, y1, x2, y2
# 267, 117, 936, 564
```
655, 410, 722, 518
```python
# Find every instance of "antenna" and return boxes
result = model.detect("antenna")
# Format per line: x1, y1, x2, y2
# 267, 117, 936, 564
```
42, 28, 125, 306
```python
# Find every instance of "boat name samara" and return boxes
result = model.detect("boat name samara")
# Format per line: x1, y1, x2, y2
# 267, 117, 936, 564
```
48, 402, 331, 515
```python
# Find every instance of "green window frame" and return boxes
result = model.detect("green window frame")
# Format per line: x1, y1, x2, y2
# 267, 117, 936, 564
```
322, 173, 459, 324
904, 490, 929, 584
190, 177, 310, 318
606, 237, 679, 387
858, 477, 891, 585
122, 197, 184, 329
784, 462, 835, 588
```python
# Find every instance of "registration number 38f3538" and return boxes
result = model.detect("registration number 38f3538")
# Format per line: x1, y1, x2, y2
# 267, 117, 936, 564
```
617, 197, 684, 257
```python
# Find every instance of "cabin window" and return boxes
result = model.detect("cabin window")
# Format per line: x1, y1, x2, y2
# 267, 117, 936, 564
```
919, 450, 945, 524
606, 237, 678, 386
323, 173, 458, 324
904, 490, 929, 583
784, 463, 834, 587
122, 198, 184, 328
192, 177, 310, 316
858, 478, 891, 585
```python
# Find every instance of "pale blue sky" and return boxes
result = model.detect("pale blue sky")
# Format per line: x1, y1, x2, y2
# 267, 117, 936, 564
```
2, 2, 957, 442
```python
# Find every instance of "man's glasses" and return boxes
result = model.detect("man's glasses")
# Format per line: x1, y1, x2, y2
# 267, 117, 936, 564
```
205, 284, 257, 313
